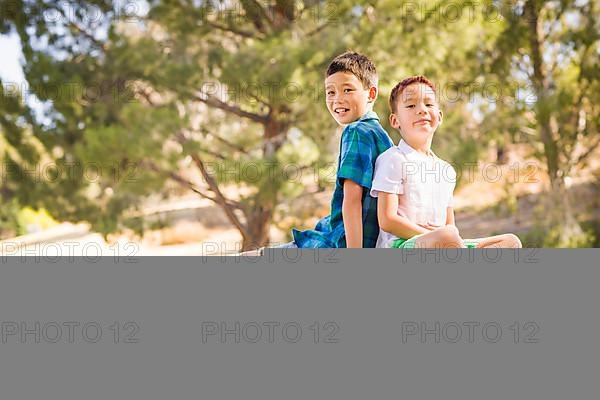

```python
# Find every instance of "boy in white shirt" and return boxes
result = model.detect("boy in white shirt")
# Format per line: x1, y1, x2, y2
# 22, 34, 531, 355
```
371, 76, 522, 249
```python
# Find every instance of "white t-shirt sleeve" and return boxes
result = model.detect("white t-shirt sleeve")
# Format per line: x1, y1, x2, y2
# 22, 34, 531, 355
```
370, 150, 405, 198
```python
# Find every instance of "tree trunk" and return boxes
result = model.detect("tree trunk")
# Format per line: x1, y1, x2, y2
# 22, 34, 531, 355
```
239, 114, 287, 251
241, 206, 273, 251
525, 0, 584, 246
546, 174, 584, 247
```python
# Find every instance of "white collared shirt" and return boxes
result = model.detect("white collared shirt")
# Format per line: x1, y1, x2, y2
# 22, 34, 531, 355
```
370, 140, 457, 248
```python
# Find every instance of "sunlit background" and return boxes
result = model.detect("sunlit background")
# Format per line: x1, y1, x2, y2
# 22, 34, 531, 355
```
1, 0, 598, 255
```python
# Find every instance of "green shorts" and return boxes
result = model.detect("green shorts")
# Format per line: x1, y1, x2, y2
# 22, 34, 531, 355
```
391, 237, 480, 249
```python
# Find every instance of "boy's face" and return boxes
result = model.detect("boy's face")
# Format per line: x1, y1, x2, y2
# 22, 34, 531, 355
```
390, 83, 443, 148
325, 72, 376, 126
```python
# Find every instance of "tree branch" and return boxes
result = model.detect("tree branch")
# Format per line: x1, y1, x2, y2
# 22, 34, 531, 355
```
305, 22, 330, 37
175, 130, 236, 160
53, 6, 107, 52
205, 20, 258, 39
573, 134, 600, 167
194, 93, 268, 125
190, 154, 250, 240
139, 159, 244, 211
239, 0, 274, 33
564, 49, 594, 171
244, 90, 272, 110
271, 0, 297, 28
199, 148, 227, 160
208, 133, 250, 155
135, 88, 156, 106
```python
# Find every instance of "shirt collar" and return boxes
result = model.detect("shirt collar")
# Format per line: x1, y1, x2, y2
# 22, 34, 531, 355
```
359, 110, 379, 122
397, 139, 436, 159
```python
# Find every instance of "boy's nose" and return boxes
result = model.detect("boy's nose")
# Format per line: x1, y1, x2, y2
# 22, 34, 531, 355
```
415, 103, 427, 113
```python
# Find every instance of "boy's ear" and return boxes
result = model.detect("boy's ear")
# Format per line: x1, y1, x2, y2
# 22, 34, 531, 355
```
368, 86, 377, 103
438, 110, 443, 125
389, 113, 399, 129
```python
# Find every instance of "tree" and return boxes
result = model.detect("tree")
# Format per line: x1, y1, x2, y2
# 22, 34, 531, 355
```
1, 0, 360, 250
3, 0, 596, 248
352, 0, 498, 181
0, 62, 43, 237
140, 0, 360, 249
482, 0, 599, 245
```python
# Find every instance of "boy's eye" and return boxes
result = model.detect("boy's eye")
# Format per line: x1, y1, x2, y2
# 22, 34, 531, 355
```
344, 88, 353, 93
327, 91, 335, 96
427, 103, 434, 107
406, 105, 415, 108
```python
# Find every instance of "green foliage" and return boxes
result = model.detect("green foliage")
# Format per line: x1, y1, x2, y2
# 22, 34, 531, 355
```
521, 223, 596, 248
0, 199, 23, 238
17, 206, 58, 232
492, 181, 519, 218
1, 0, 597, 246
0, 199, 58, 239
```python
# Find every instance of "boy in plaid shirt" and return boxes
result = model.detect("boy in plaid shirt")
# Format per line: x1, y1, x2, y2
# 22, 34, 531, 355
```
290, 52, 394, 248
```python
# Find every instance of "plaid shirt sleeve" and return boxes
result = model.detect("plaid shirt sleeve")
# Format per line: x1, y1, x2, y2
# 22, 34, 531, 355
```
337, 126, 375, 189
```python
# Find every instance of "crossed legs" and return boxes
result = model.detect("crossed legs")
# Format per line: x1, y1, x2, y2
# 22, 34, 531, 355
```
413, 226, 522, 248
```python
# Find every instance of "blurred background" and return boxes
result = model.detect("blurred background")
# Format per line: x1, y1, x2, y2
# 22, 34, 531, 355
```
0, 0, 598, 255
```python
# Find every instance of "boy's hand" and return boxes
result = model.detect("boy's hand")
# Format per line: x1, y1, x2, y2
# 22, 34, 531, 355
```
418, 223, 442, 231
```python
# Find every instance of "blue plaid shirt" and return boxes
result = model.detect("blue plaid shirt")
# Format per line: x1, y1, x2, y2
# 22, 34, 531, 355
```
293, 111, 393, 248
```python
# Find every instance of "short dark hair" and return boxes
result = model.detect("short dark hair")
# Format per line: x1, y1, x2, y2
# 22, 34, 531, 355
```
389, 75, 437, 113
326, 51, 378, 89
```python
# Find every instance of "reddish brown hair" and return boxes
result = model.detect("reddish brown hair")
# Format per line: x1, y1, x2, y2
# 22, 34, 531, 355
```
389, 75, 436, 113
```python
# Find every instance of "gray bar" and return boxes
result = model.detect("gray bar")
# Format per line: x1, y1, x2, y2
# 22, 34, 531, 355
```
0, 250, 598, 399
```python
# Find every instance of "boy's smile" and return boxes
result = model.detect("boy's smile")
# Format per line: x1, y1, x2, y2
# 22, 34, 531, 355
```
414, 118, 432, 126
325, 72, 376, 125
334, 107, 350, 116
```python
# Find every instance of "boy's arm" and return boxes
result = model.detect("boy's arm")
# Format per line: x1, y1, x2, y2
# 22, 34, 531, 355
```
377, 192, 430, 238
445, 207, 456, 226
343, 179, 364, 248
